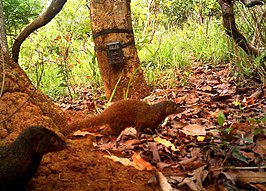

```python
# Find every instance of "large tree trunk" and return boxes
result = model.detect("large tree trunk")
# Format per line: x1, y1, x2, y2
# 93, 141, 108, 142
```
90, 0, 150, 101
0, 48, 67, 144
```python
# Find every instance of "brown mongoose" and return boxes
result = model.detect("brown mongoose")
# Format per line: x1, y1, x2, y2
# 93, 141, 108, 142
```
62, 99, 183, 136
0, 126, 67, 190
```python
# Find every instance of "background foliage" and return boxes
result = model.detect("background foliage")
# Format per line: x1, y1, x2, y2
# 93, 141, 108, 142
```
3, 0, 266, 99
3, 0, 45, 44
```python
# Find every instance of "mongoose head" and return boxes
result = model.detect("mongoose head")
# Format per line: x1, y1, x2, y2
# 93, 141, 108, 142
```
160, 100, 184, 115
18, 126, 67, 154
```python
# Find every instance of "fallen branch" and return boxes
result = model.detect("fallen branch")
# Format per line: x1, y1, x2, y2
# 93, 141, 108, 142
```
212, 165, 266, 171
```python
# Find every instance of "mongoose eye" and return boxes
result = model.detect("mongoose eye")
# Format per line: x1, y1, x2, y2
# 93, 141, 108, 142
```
50, 137, 56, 144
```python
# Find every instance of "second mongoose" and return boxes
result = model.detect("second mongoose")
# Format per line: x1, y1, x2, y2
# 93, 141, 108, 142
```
62, 99, 183, 136
0, 126, 67, 190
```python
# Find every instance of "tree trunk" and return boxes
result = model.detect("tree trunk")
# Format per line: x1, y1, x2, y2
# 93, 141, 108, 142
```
0, 0, 8, 53
90, 0, 150, 101
218, 0, 261, 56
0, 48, 67, 144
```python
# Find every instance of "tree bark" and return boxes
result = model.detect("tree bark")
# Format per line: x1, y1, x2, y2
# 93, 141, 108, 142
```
0, 0, 8, 53
11, 0, 67, 63
90, 0, 150, 101
218, 0, 261, 56
0, 47, 67, 144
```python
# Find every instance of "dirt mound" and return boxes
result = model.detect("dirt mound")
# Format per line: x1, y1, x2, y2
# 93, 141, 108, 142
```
29, 136, 157, 191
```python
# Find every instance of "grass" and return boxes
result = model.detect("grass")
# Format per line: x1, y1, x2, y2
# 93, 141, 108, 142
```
138, 19, 231, 87
18, 9, 264, 99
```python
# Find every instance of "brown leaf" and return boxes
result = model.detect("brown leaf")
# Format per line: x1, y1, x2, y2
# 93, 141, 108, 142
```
157, 172, 173, 191
250, 183, 266, 191
132, 152, 153, 171
191, 105, 202, 114
148, 142, 161, 162
185, 94, 199, 104
242, 97, 255, 107
214, 83, 231, 94
171, 120, 187, 129
201, 85, 212, 92
180, 124, 206, 136
104, 155, 135, 168
175, 97, 185, 104
254, 137, 266, 158
73, 130, 90, 137
231, 121, 252, 133
169, 175, 185, 183
208, 108, 221, 118
212, 94, 232, 101
179, 156, 198, 165
237, 171, 266, 184
249, 89, 263, 99
178, 165, 208, 191
156, 162, 171, 170
239, 151, 256, 160
121, 139, 141, 146
116, 127, 137, 142
221, 171, 237, 183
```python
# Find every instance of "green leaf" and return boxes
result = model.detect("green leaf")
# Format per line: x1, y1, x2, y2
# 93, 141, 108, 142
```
224, 127, 232, 134
232, 149, 249, 164
232, 100, 241, 106
59, 83, 67, 87
242, 137, 253, 143
217, 111, 225, 126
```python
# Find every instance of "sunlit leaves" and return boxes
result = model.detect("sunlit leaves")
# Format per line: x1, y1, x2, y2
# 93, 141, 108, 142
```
3, 0, 45, 35
217, 111, 225, 127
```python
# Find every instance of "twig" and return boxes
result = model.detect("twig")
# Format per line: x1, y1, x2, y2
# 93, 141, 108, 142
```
0, 49, 5, 97
212, 165, 266, 171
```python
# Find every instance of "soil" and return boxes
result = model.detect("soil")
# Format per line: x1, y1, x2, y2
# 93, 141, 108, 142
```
28, 136, 157, 191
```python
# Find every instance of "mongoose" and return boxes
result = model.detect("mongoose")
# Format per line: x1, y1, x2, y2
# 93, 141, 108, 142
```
0, 126, 67, 190
62, 99, 183, 136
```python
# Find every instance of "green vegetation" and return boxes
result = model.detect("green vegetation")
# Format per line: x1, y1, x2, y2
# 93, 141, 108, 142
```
4, 0, 265, 99
19, 0, 97, 98
3, 0, 45, 45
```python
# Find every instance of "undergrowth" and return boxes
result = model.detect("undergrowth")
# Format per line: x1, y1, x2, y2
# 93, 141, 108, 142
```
18, 1, 265, 99
138, 20, 231, 87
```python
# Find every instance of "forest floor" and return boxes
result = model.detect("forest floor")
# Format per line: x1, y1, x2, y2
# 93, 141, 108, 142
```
29, 63, 265, 191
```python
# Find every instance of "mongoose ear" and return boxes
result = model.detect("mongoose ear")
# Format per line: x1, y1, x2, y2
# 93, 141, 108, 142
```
32, 133, 41, 145
176, 106, 185, 113
165, 104, 184, 114
32, 133, 45, 153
